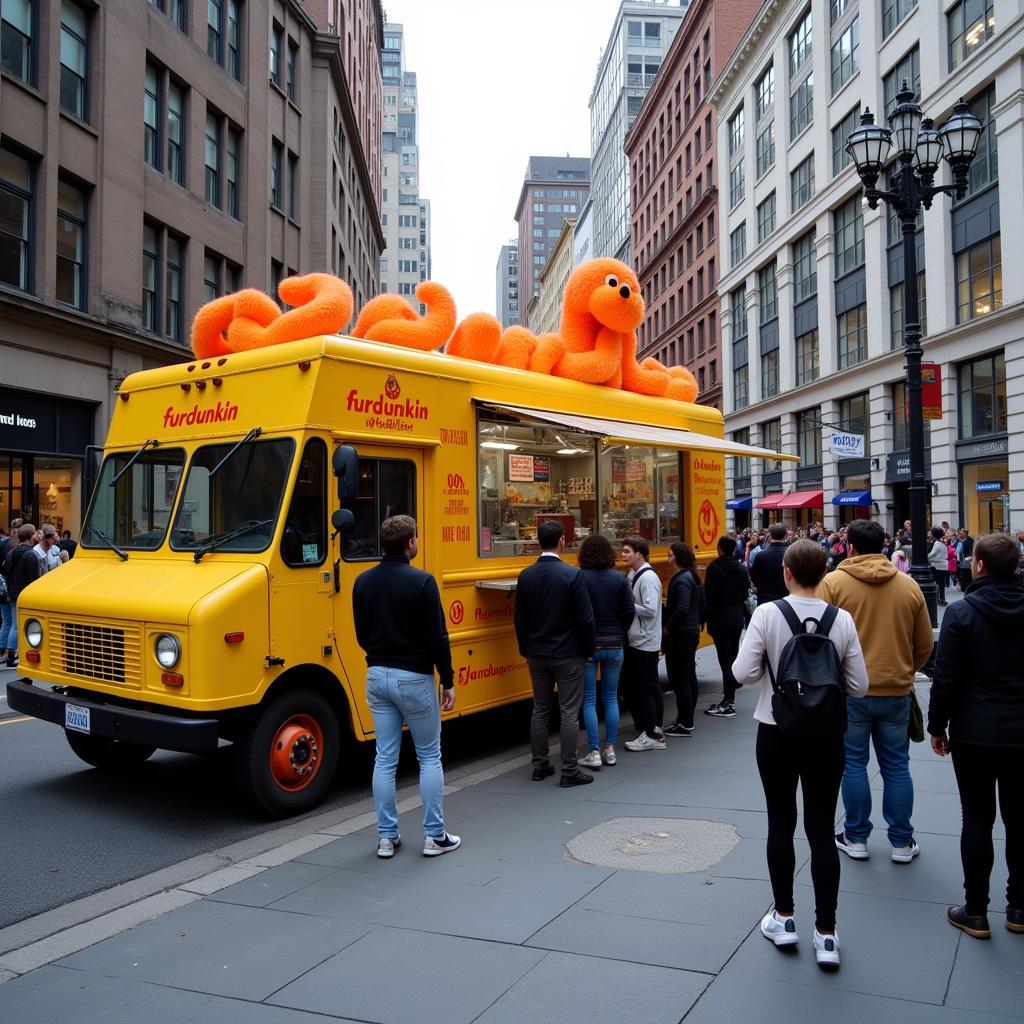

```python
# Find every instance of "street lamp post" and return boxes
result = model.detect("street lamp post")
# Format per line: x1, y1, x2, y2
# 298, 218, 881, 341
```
845, 82, 983, 627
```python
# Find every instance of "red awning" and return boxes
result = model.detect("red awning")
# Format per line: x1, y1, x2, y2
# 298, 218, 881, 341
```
775, 489, 825, 509
755, 493, 786, 509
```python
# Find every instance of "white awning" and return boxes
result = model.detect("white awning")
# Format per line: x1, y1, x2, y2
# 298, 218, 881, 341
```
477, 402, 799, 462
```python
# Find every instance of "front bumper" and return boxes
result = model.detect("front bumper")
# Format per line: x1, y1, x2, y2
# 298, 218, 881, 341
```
6, 680, 220, 753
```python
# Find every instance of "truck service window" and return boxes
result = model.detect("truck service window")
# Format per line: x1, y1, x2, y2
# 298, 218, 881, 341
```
342, 457, 416, 561
170, 438, 294, 553
82, 448, 186, 550
280, 438, 327, 567
600, 446, 683, 544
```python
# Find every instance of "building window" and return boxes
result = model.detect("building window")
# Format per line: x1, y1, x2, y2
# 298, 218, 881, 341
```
831, 104, 860, 176
56, 178, 85, 308
270, 22, 282, 86
830, 0, 853, 24
756, 122, 775, 178
729, 161, 745, 207
793, 230, 817, 301
59, 1, 88, 120
757, 193, 776, 243
150, 0, 189, 32
0, 145, 32, 292
761, 419, 782, 472
142, 223, 159, 331
204, 111, 221, 207
1, 0, 34, 85
761, 349, 779, 399
728, 108, 744, 156
948, 0, 994, 71
837, 304, 867, 368
883, 46, 919, 116
166, 82, 185, 185
756, 65, 774, 119
226, 128, 240, 218
955, 236, 1002, 324
833, 195, 864, 274
732, 286, 748, 342
958, 351, 1006, 439
759, 261, 778, 322
270, 140, 283, 209
964, 86, 997, 197
830, 17, 859, 94
729, 224, 746, 268
166, 234, 183, 342
789, 9, 812, 75
207, 0, 222, 63
791, 154, 814, 212
883, 0, 916, 38
838, 393, 870, 451
798, 408, 822, 465
733, 428, 751, 479
286, 39, 298, 102
144, 63, 161, 169
790, 74, 813, 138
889, 273, 927, 349
733, 366, 749, 409
287, 151, 298, 219
795, 329, 819, 385
227, 0, 241, 79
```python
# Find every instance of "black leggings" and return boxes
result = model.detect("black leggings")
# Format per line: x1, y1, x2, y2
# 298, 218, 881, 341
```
622, 646, 662, 735
951, 741, 1024, 915
756, 723, 845, 932
711, 626, 742, 703
664, 633, 699, 728
933, 568, 947, 603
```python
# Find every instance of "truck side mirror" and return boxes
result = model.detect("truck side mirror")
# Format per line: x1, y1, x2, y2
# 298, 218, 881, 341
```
331, 509, 354, 535
332, 444, 358, 504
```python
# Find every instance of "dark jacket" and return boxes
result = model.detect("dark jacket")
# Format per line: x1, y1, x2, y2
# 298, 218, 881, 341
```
580, 567, 634, 648
352, 554, 454, 688
704, 554, 750, 636
750, 541, 788, 605
515, 554, 596, 659
4, 543, 41, 603
664, 569, 701, 641
928, 576, 1024, 747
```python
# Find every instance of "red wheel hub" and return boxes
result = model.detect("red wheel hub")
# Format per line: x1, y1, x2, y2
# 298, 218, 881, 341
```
269, 714, 325, 792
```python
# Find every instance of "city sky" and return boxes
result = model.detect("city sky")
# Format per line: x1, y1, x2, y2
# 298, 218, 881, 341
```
383, 0, 628, 319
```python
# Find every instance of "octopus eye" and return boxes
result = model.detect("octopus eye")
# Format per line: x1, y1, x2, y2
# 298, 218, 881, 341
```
606, 275, 619, 289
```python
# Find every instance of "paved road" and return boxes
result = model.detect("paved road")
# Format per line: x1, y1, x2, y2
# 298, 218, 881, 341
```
0, 676, 530, 929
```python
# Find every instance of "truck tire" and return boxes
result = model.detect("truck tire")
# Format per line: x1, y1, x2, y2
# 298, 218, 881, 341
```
64, 730, 157, 769
233, 688, 339, 818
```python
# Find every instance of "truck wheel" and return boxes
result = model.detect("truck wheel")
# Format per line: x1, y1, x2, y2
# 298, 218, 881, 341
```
233, 689, 339, 818
64, 730, 157, 769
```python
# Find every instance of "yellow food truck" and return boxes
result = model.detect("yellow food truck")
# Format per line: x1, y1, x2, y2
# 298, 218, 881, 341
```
8, 334, 791, 816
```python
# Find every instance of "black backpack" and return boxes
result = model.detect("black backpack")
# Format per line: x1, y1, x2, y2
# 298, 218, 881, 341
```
766, 600, 847, 739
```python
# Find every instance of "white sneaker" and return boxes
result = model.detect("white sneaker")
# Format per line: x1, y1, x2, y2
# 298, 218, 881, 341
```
602, 745, 617, 766
813, 929, 840, 967
835, 832, 869, 860
624, 732, 667, 752
760, 909, 799, 947
577, 749, 602, 770
377, 836, 401, 859
422, 832, 461, 857
891, 839, 921, 863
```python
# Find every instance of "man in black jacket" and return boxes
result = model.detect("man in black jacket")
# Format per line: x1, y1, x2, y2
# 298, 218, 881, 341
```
352, 515, 460, 860
515, 520, 596, 786
703, 534, 751, 719
3, 524, 40, 668
928, 532, 1024, 939
750, 522, 788, 605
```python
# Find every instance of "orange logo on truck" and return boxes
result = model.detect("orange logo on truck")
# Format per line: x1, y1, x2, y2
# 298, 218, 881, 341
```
449, 600, 464, 625
697, 499, 719, 547
385, 374, 401, 400
163, 401, 239, 428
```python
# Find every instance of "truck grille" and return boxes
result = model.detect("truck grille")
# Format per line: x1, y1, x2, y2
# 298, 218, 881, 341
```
52, 621, 143, 688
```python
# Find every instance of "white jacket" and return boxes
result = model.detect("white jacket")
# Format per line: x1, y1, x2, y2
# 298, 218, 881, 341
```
928, 540, 948, 571
627, 563, 662, 652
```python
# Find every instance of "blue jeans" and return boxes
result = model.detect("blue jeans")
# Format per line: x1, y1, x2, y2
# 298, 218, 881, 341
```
366, 666, 445, 840
0, 601, 15, 652
841, 695, 915, 847
583, 647, 623, 750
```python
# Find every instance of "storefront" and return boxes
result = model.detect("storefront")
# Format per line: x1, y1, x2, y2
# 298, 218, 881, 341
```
956, 435, 1009, 536
885, 450, 932, 538
833, 485, 872, 523
0, 385, 96, 537
776, 488, 823, 529
726, 495, 753, 531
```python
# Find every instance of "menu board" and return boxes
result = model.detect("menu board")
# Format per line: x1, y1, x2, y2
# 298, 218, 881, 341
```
508, 454, 551, 482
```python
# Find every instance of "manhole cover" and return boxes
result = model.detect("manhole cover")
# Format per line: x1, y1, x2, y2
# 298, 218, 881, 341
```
566, 816, 740, 874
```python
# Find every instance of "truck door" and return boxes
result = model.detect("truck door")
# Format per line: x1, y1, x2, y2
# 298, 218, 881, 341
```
333, 446, 424, 737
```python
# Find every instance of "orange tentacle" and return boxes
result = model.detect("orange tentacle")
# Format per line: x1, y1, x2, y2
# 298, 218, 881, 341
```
495, 326, 538, 370
550, 326, 623, 385
267, 273, 354, 343
621, 331, 670, 397
223, 290, 284, 352
351, 295, 417, 338
447, 312, 502, 362
191, 294, 242, 358
359, 281, 456, 351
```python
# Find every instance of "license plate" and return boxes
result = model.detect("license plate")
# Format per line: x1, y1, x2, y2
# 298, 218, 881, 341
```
65, 704, 91, 734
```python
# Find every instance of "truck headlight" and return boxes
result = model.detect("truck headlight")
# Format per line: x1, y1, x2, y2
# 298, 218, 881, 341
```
155, 634, 181, 668
24, 619, 43, 649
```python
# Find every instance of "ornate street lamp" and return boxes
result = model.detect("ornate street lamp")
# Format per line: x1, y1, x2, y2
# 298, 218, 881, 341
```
846, 82, 983, 626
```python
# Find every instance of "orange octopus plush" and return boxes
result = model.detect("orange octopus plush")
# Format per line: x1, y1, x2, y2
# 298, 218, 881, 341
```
447, 258, 697, 403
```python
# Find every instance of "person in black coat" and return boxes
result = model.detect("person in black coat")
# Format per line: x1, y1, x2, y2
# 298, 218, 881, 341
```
750, 522, 788, 604
515, 520, 596, 787
928, 532, 1024, 940
3, 523, 41, 668
703, 534, 751, 718
663, 542, 701, 736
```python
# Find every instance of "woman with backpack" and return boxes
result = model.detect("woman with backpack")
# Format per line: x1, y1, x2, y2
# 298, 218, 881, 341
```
663, 542, 702, 736
732, 539, 868, 968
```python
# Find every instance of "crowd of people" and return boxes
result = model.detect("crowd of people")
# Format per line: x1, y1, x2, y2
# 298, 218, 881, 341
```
0, 520, 76, 669
353, 512, 1022, 974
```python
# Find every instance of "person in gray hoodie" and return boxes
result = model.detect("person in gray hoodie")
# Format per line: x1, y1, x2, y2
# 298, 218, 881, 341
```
620, 537, 665, 752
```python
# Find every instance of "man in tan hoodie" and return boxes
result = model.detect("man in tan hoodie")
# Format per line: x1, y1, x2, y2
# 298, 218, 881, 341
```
819, 518, 933, 864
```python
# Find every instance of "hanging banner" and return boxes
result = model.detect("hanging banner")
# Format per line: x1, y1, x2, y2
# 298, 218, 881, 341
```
922, 362, 942, 420
830, 432, 865, 458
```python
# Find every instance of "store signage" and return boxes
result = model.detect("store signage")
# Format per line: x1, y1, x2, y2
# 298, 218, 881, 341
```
507, 454, 550, 483
956, 436, 1008, 461
830, 432, 865, 458
976, 480, 1004, 493
0, 411, 37, 429
0, 386, 94, 457
885, 450, 932, 484
921, 362, 942, 420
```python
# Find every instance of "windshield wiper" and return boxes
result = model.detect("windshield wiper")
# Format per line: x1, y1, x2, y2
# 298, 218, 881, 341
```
209, 427, 262, 479
87, 528, 129, 562
110, 439, 160, 487
193, 519, 274, 563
